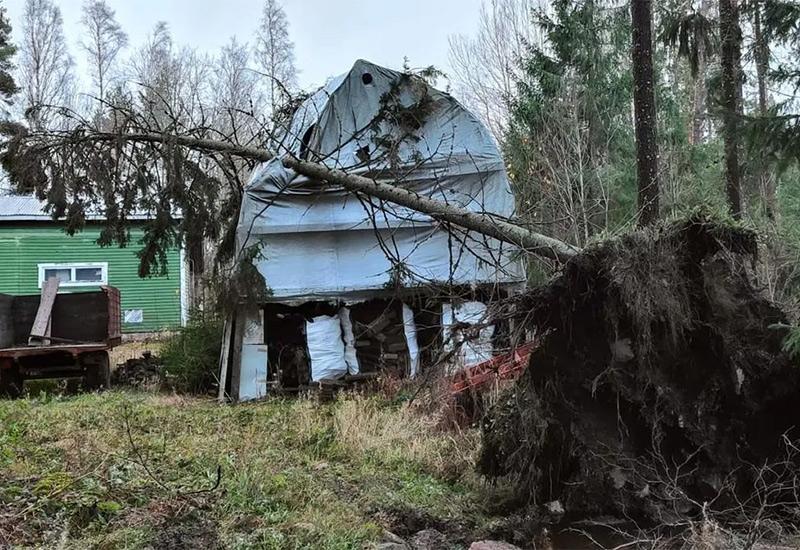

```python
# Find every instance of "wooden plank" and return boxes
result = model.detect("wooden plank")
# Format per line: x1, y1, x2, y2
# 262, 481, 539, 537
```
228, 313, 244, 401
217, 318, 233, 402
28, 277, 59, 345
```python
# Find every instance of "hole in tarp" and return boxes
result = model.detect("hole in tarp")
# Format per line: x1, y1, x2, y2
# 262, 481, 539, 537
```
299, 124, 315, 160
361, 72, 374, 85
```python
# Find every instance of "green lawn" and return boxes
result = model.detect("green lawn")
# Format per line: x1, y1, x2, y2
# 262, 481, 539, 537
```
0, 390, 501, 549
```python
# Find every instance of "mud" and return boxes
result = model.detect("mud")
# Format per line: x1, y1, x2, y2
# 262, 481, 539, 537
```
151, 510, 220, 550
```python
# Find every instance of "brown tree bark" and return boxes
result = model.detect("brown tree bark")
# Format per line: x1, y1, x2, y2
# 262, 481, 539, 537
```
56, 131, 580, 263
720, 0, 743, 219
631, 0, 660, 227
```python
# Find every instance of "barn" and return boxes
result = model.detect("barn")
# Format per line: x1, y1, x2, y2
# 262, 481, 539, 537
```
219, 60, 525, 401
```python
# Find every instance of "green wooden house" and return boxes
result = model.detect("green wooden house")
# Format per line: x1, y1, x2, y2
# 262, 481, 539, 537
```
0, 194, 187, 333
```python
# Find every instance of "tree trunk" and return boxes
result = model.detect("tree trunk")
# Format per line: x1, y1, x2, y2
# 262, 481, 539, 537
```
631, 0, 660, 227
690, 0, 711, 145
753, 0, 777, 221
288, 159, 580, 262
65, 132, 580, 263
720, 0, 743, 219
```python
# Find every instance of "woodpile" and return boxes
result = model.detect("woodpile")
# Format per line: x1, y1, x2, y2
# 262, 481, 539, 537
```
350, 301, 411, 376
113, 351, 163, 389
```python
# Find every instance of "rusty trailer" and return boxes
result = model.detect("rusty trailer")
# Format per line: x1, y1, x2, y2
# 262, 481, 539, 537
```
0, 286, 121, 397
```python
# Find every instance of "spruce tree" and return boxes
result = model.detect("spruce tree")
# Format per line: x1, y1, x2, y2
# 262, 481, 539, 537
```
0, 3, 18, 104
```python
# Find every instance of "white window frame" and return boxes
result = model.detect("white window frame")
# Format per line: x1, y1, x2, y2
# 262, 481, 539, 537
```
37, 262, 108, 288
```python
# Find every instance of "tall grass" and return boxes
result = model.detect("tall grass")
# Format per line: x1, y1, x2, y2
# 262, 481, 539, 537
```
160, 311, 222, 393
330, 393, 479, 479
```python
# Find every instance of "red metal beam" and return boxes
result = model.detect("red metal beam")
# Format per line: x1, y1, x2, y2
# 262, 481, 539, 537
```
451, 341, 537, 395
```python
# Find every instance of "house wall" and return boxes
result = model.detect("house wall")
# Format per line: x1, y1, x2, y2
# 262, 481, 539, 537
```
0, 223, 182, 333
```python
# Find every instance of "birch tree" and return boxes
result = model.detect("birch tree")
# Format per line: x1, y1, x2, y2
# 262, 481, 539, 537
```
18, 0, 74, 128
128, 22, 208, 129
255, 0, 297, 113
213, 37, 265, 143
447, 0, 538, 140
129, 22, 175, 121
80, 0, 127, 101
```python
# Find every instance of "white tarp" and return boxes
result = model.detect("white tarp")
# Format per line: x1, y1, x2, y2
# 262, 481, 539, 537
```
235, 59, 525, 302
338, 307, 360, 375
306, 315, 348, 381
402, 303, 420, 377
442, 301, 494, 368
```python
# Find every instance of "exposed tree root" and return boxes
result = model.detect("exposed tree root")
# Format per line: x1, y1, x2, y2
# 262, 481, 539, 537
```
481, 216, 800, 528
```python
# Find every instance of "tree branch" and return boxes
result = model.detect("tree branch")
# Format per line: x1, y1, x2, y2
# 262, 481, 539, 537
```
33, 130, 580, 263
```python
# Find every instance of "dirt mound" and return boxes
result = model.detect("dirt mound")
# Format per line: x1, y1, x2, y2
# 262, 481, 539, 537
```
480, 216, 800, 526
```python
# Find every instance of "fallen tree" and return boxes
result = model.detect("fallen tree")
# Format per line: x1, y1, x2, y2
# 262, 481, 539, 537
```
480, 215, 800, 530
5, 110, 799, 540
2, 129, 579, 264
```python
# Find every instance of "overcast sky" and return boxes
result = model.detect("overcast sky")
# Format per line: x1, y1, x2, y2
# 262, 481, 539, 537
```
2, 0, 483, 90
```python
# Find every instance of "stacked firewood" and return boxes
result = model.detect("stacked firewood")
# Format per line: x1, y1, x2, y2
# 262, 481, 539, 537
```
351, 303, 410, 375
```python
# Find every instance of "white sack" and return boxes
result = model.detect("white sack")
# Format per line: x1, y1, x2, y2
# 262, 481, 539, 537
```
338, 307, 360, 375
306, 315, 348, 381
402, 303, 420, 377
443, 301, 494, 368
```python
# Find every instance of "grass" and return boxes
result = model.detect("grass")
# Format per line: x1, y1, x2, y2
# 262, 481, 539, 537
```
0, 390, 496, 549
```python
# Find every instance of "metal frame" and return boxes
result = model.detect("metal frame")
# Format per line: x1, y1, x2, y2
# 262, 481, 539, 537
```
0, 342, 111, 359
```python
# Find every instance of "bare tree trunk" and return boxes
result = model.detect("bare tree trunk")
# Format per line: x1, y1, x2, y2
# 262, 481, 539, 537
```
19, 0, 75, 129
753, 0, 777, 221
59, 131, 580, 263
691, 0, 711, 145
631, 0, 660, 227
720, 0, 743, 219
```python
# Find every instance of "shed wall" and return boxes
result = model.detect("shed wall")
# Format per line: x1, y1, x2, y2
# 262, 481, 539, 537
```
0, 223, 181, 333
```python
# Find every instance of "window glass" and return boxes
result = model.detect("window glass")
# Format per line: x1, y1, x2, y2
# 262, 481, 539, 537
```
44, 268, 71, 283
75, 267, 103, 282
39, 264, 107, 287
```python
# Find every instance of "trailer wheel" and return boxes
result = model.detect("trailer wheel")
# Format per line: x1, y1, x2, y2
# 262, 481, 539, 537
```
82, 352, 111, 391
0, 365, 24, 398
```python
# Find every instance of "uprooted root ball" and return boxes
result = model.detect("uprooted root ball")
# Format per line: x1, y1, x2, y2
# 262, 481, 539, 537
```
480, 216, 800, 526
